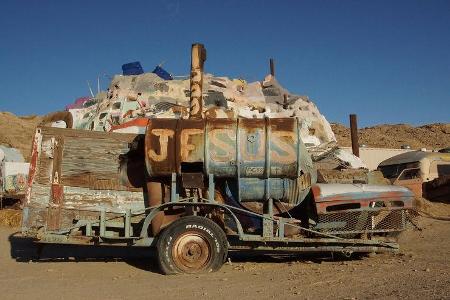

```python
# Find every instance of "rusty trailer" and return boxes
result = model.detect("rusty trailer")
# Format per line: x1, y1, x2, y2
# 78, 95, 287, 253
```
21, 125, 416, 274
21, 43, 416, 274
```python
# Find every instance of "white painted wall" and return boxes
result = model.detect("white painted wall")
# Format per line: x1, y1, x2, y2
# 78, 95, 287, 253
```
340, 147, 412, 170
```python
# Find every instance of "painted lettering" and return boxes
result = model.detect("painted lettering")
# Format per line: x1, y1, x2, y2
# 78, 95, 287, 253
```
271, 131, 297, 164
148, 129, 174, 162
209, 128, 235, 162
180, 128, 203, 161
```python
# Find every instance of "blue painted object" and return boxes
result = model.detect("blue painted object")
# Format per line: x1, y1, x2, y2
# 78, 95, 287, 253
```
122, 62, 144, 75
152, 65, 173, 80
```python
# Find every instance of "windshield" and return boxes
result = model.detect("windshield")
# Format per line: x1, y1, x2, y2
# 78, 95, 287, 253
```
378, 162, 420, 179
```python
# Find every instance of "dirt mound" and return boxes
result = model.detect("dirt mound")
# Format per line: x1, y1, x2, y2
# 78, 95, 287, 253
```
0, 112, 42, 160
331, 123, 450, 150
415, 197, 450, 219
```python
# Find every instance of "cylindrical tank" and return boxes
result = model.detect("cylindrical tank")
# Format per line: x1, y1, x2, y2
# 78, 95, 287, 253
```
145, 117, 315, 180
227, 177, 313, 205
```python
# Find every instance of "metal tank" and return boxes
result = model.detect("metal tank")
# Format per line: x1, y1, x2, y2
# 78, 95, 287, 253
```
144, 117, 316, 204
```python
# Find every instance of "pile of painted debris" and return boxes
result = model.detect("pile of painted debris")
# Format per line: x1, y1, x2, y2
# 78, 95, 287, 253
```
63, 63, 365, 171
0, 145, 29, 206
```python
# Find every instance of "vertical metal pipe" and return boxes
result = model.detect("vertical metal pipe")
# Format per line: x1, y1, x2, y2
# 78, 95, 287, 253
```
263, 198, 274, 238
208, 174, 215, 203
350, 114, 360, 157
189, 43, 206, 119
278, 218, 285, 238
124, 209, 131, 238
235, 119, 241, 202
86, 222, 92, 236
267, 198, 274, 217
264, 117, 271, 200
171, 173, 177, 202
100, 209, 106, 237
269, 58, 275, 76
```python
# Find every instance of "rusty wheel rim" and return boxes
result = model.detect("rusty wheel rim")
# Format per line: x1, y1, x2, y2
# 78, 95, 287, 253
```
172, 231, 212, 272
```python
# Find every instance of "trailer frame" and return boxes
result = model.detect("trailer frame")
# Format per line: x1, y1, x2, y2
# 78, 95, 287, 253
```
29, 173, 407, 256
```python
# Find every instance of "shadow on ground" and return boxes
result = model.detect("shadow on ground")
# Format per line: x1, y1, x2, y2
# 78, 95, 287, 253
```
8, 231, 161, 273
8, 231, 367, 274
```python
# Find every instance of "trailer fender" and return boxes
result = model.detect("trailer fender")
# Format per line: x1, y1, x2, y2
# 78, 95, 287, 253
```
139, 202, 244, 238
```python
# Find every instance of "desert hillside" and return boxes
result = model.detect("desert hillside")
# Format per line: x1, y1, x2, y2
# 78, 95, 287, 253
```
0, 112, 42, 161
331, 122, 450, 150
0, 111, 449, 161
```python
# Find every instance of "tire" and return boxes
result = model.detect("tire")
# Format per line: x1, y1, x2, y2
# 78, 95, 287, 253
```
156, 216, 228, 275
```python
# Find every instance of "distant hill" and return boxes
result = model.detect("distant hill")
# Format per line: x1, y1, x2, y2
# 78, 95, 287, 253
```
331, 123, 450, 150
1, 111, 449, 161
0, 112, 42, 161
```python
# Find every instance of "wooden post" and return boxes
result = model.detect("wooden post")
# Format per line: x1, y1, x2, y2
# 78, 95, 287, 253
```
269, 58, 275, 76
189, 43, 206, 119
350, 114, 360, 157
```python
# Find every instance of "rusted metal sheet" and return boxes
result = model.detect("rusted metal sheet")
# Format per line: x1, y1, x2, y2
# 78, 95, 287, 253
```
393, 179, 422, 199
181, 173, 204, 188
145, 119, 179, 175
391, 167, 423, 199
311, 183, 415, 214
51, 184, 64, 205
145, 118, 314, 179
311, 183, 416, 235
146, 181, 180, 236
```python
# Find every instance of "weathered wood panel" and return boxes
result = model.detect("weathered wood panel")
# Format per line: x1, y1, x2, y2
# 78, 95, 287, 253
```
61, 137, 131, 190
25, 127, 147, 231
34, 136, 54, 185
38, 126, 138, 141
29, 183, 51, 207
63, 186, 145, 213
32, 126, 143, 191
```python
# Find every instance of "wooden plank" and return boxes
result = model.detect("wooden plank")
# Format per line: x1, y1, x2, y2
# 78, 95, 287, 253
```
29, 183, 51, 206
38, 126, 139, 142
34, 136, 54, 185
62, 186, 145, 213
60, 135, 141, 191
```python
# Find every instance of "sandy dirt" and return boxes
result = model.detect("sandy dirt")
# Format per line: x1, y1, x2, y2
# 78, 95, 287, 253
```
0, 216, 449, 300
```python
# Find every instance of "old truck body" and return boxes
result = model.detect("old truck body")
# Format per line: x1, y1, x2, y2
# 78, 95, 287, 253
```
22, 122, 416, 274
378, 151, 450, 202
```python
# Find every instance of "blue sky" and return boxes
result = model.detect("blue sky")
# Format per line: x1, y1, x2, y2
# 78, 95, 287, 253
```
0, 0, 449, 127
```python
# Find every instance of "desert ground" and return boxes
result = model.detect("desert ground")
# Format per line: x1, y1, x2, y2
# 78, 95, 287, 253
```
0, 214, 448, 300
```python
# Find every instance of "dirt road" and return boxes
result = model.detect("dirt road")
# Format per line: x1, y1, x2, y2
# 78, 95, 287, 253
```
0, 217, 449, 300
